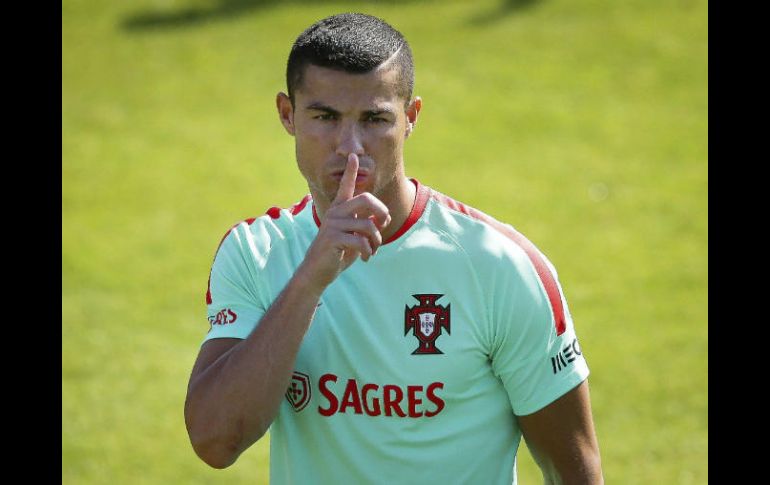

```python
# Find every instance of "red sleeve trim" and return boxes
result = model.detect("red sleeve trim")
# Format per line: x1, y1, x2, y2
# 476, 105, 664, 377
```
310, 179, 429, 245
430, 191, 567, 336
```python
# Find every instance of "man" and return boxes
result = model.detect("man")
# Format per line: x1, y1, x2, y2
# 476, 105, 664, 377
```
185, 12, 603, 484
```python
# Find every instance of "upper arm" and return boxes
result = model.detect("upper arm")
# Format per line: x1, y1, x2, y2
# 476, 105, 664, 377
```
191, 221, 269, 389
186, 338, 242, 394
518, 379, 603, 484
485, 240, 600, 481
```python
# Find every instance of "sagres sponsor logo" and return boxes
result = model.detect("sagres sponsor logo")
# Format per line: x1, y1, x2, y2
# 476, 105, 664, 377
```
317, 373, 445, 418
551, 338, 583, 374
286, 371, 312, 412
405, 294, 450, 355
208, 308, 237, 326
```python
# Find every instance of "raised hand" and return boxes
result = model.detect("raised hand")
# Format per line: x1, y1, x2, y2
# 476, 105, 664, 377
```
297, 153, 391, 294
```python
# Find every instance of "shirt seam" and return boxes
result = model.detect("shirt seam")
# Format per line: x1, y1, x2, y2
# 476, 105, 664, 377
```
420, 198, 494, 355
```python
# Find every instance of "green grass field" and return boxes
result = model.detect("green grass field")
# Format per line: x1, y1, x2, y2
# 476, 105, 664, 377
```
62, 0, 707, 482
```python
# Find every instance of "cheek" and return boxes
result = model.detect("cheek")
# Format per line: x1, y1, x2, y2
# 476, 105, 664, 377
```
296, 123, 329, 147
295, 134, 338, 190
295, 128, 332, 161
378, 129, 403, 158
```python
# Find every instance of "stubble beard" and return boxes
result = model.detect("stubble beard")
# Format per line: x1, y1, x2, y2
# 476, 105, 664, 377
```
298, 149, 405, 213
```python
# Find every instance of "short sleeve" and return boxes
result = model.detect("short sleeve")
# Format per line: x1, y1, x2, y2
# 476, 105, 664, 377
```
489, 246, 589, 416
202, 222, 267, 343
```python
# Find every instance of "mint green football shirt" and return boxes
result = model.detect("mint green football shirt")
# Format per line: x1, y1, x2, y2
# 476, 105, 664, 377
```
203, 179, 590, 485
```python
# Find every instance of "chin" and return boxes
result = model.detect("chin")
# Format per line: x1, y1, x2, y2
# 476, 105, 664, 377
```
353, 181, 376, 195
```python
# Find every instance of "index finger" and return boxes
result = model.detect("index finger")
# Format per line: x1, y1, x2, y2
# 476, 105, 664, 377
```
332, 153, 359, 205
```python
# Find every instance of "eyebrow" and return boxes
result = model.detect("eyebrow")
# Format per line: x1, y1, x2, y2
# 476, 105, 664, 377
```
304, 103, 396, 117
305, 103, 340, 115
364, 109, 395, 117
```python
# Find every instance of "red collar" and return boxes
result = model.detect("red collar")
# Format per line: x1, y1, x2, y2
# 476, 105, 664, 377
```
311, 178, 430, 245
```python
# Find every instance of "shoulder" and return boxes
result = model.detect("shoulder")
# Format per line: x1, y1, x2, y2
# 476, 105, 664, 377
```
424, 188, 568, 335
204, 195, 314, 305
425, 188, 540, 265
210, 194, 314, 260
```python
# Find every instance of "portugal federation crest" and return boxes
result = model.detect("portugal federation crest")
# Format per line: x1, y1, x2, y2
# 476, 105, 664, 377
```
405, 294, 451, 355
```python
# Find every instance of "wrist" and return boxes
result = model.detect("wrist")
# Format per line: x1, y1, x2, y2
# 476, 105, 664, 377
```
292, 260, 329, 300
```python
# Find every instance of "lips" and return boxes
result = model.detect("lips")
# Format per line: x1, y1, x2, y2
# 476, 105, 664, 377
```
330, 168, 372, 184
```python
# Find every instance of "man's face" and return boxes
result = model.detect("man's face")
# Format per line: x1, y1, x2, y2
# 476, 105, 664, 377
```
277, 63, 420, 208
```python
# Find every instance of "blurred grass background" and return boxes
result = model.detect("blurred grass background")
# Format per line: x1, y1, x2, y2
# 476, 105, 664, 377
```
62, 0, 707, 483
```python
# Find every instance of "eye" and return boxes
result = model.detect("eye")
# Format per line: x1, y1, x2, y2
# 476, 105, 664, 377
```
365, 115, 387, 123
314, 113, 336, 121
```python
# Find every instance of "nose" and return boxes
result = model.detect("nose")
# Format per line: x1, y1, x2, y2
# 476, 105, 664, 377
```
335, 120, 365, 158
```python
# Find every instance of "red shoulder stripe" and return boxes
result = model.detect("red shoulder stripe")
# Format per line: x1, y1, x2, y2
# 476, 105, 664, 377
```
430, 191, 567, 336
265, 207, 281, 219
290, 195, 312, 215
267, 194, 312, 220
207, 196, 312, 304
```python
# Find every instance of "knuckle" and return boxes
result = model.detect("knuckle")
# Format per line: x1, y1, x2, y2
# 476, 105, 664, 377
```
360, 219, 376, 233
358, 192, 376, 205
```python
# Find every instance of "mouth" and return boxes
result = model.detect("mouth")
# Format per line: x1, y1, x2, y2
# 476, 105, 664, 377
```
330, 169, 371, 184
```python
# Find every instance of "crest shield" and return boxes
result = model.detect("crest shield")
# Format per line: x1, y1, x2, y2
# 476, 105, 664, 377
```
405, 294, 451, 355
285, 371, 312, 412
419, 313, 436, 337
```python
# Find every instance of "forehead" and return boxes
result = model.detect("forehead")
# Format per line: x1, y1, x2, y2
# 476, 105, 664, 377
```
295, 64, 404, 109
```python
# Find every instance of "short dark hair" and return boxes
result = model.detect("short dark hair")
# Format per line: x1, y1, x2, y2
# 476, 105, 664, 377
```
286, 13, 414, 106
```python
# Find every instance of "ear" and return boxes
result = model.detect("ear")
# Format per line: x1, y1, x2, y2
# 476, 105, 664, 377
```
276, 92, 296, 136
405, 96, 422, 139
